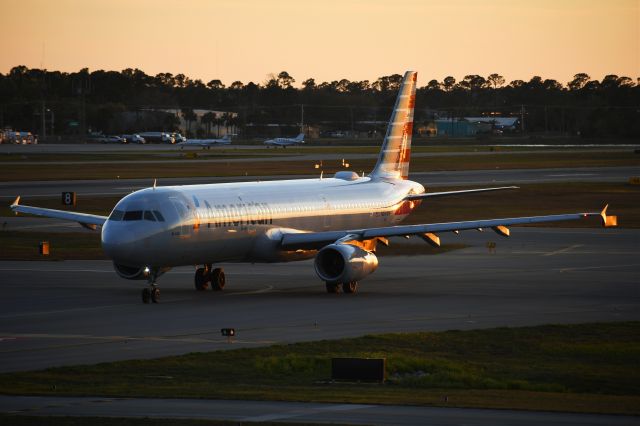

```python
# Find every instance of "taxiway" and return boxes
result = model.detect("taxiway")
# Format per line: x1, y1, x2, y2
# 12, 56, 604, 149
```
0, 228, 637, 373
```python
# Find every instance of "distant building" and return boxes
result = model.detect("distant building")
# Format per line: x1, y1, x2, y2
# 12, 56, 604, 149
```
433, 117, 519, 137
434, 119, 488, 137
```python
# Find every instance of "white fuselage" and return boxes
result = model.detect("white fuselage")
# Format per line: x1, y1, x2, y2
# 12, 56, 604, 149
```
101, 176, 423, 269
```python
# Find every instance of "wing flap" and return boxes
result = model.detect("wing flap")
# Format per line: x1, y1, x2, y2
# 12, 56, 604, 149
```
280, 207, 614, 250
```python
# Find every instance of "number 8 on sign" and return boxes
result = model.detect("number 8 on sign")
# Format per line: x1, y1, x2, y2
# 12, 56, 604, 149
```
61, 192, 76, 206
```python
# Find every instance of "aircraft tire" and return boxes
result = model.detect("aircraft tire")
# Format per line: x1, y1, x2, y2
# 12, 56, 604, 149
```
211, 268, 225, 291
142, 288, 151, 304
342, 281, 358, 294
325, 282, 340, 294
151, 287, 160, 303
195, 268, 209, 291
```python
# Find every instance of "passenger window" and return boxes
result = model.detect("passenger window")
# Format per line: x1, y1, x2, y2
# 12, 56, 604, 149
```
153, 210, 165, 222
144, 211, 156, 221
123, 210, 143, 221
109, 210, 124, 221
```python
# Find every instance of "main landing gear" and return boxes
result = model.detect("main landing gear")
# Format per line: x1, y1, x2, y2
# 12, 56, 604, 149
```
325, 281, 358, 294
195, 265, 226, 291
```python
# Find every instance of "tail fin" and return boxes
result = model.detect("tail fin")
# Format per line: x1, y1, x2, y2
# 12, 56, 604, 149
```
370, 71, 417, 180
295, 133, 305, 142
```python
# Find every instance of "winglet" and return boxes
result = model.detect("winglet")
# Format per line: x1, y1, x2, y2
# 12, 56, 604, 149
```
11, 196, 20, 207
600, 204, 618, 227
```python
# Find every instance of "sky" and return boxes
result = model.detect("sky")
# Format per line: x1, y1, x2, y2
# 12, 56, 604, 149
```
1, 0, 638, 87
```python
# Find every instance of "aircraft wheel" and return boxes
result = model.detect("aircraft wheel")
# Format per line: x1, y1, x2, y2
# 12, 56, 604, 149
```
151, 287, 160, 303
342, 281, 358, 294
142, 288, 151, 304
325, 282, 340, 294
195, 267, 210, 291
211, 268, 225, 291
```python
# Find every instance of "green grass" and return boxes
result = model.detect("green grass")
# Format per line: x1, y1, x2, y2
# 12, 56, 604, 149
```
0, 151, 637, 181
404, 182, 640, 228
0, 231, 104, 260
1, 322, 638, 415
1, 144, 616, 163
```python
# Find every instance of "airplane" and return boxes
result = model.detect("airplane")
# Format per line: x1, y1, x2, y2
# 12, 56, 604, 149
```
264, 133, 305, 148
179, 134, 232, 149
10, 71, 618, 304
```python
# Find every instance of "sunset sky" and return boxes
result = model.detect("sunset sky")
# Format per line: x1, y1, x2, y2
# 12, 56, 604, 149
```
1, 0, 638, 86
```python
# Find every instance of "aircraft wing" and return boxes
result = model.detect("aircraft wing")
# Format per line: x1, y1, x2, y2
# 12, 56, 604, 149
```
405, 186, 518, 200
280, 206, 617, 250
10, 196, 108, 230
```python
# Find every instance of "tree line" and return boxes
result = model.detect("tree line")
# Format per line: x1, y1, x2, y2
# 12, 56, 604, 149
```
1, 66, 638, 138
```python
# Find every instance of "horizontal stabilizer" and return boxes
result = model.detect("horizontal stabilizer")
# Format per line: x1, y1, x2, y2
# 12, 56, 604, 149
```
405, 186, 518, 200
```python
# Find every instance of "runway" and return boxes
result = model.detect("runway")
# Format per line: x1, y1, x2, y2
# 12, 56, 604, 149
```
1, 228, 638, 373
2, 395, 637, 425
1, 166, 637, 200
1, 142, 638, 154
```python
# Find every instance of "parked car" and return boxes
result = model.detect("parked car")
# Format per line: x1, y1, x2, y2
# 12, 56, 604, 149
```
88, 134, 127, 144
122, 134, 146, 144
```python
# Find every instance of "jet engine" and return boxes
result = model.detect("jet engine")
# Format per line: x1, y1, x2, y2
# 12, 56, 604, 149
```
314, 243, 378, 284
113, 263, 149, 280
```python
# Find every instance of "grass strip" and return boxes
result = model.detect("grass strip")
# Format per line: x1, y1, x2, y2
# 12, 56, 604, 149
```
0, 231, 105, 260
0, 151, 637, 181
1, 322, 638, 415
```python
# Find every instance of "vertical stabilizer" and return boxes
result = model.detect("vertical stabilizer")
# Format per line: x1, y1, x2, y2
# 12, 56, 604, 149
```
370, 71, 417, 180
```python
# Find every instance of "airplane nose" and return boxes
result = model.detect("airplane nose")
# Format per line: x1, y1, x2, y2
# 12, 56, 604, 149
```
101, 221, 137, 262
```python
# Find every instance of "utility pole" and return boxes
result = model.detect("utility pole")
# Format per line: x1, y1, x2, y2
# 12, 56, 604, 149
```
41, 101, 46, 140
49, 109, 55, 136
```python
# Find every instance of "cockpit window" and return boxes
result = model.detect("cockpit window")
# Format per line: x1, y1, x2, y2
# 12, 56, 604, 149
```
153, 210, 165, 222
143, 211, 156, 221
109, 210, 124, 221
123, 210, 143, 221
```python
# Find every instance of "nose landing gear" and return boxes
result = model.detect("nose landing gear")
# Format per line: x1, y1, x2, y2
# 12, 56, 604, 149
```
142, 269, 161, 304
141, 286, 160, 304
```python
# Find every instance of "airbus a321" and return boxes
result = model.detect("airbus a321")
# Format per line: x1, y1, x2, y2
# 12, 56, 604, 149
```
11, 71, 617, 303
264, 133, 304, 147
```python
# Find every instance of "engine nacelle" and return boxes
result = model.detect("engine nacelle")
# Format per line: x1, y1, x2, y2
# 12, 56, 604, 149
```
113, 263, 149, 280
314, 243, 378, 284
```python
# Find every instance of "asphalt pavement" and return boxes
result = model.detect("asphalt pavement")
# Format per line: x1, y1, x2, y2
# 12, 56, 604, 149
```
1, 396, 637, 425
